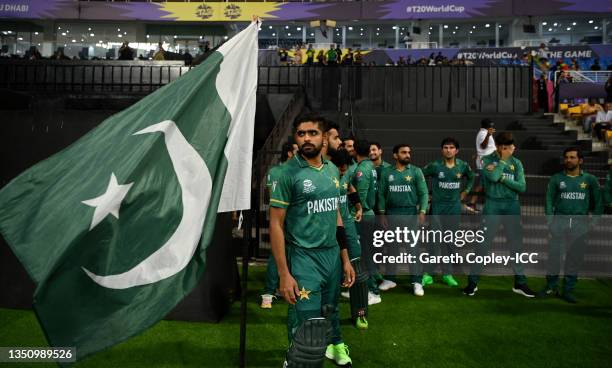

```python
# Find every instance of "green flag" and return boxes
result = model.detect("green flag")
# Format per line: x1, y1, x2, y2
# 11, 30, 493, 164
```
0, 21, 258, 361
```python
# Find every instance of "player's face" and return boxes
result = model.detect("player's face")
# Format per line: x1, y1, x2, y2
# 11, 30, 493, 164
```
369, 145, 381, 161
327, 129, 342, 154
441, 144, 458, 159
344, 140, 355, 157
394, 146, 411, 165
295, 122, 325, 159
563, 151, 582, 170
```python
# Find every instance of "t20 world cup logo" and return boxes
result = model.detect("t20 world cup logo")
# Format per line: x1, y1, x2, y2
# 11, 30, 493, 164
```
224, 4, 242, 19
196, 4, 213, 20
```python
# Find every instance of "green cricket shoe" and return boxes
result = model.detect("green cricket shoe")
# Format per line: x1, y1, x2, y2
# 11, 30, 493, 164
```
325, 343, 352, 366
355, 316, 368, 330
422, 273, 434, 286
441, 274, 459, 287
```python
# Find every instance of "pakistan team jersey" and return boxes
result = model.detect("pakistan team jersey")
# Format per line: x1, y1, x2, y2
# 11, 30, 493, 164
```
266, 164, 284, 193
481, 152, 526, 201
377, 164, 429, 213
270, 155, 340, 249
545, 171, 603, 216
375, 160, 393, 183
422, 158, 474, 203
339, 169, 354, 224
352, 159, 377, 213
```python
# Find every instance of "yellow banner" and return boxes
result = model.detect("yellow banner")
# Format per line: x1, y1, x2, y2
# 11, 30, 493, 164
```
160, 3, 280, 22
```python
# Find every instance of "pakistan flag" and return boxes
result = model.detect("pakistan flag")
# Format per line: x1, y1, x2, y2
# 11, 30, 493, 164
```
0, 21, 259, 361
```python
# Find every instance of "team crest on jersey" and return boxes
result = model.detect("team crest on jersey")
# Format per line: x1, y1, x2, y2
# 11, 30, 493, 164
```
559, 181, 566, 189
303, 179, 316, 193
456, 172, 462, 179
509, 164, 515, 171
438, 172, 445, 179
580, 182, 588, 189
388, 174, 395, 182
356, 171, 363, 180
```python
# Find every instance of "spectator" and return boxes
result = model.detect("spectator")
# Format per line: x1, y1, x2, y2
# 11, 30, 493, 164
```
537, 43, 549, 59
25, 46, 42, 60
354, 49, 363, 66
594, 102, 612, 141
153, 42, 165, 60
326, 45, 338, 66
52, 48, 69, 60
536, 74, 553, 112
434, 51, 444, 64
305, 44, 314, 65
385, 58, 395, 66
397, 56, 406, 66
138, 54, 147, 61
570, 58, 580, 70
468, 118, 497, 212
278, 48, 288, 66
335, 44, 343, 62
184, 49, 193, 66
118, 42, 134, 60
293, 45, 302, 65
590, 58, 602, 71
605, 76, 612, 103
316, 49, 326, 65
342, 48, 354, 65
581, 98, 603, 135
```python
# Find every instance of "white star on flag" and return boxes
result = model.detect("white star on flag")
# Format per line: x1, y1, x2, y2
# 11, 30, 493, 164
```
82, 173, 134, 230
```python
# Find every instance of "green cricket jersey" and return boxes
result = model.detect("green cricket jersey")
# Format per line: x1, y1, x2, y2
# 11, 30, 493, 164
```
604, 168, 612, 208
422, 158, 474, 203
266, 164, 283, 194
270, 155, 340, 249
338, 170, 354, 224
352, 159, 378, 214
545, 171, 603, 216
481, 152, 526, 201
375, 160, 393, 182
377, 164, 429, 213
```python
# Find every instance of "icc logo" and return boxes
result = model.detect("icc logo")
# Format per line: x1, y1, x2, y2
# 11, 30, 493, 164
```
196, 4, 213, 20
224, 4, 242, 19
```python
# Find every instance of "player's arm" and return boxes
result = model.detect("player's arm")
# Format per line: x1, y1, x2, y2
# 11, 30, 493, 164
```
545, 176, 557, 223
348, 184, 363, 222
604, 171, 612, 208
416, 168, 429, 214
462, 163, 475, 198
376, 168, 387, 214
421, 162, 434, 178
269, 174, 299, 305
352, 168, 370, 206
590, 176, 604, 217
483, 156, 505, 182
500, 160, 527, 193
336, 210, 355, 287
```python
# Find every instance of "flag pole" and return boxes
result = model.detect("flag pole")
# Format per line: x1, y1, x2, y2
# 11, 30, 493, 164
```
239, 207, 251, 368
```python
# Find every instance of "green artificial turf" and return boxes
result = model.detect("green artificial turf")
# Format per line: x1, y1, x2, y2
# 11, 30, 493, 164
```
1, 266, 611, 367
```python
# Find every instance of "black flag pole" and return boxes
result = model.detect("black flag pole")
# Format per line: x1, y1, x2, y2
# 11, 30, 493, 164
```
239, 207, 251, 368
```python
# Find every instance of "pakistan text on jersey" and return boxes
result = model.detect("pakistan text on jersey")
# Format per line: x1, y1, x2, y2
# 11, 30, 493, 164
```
389, 185, 412, 192
560, 192, 587, 200
438, 182, 461, 189
502, 173, 515, 181
307, 197, 339, 214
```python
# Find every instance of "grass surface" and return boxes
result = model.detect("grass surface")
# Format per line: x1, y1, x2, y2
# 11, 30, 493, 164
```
1, 266, 612, 367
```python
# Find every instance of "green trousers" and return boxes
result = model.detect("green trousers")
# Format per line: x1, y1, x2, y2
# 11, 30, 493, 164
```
546, 216, 589, 292
286, 245, 342, 345
385, 207, 422, 284
468, 199, 527, 285
427, 201, 461, 275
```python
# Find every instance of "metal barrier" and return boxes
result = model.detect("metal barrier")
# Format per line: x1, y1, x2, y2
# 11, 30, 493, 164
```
0, 60, 190, 93
257, 65, 532, 113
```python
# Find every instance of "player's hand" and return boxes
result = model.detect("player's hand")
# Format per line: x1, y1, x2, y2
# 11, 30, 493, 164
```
418, 213, 426, 225
486, 164, 495, 171
487, 127, 496, 135
377, 214, 388, 229
279, 273, 300, 305
342, 261, 355, 288
354, 208, 363, 222
460, 191, 467, 201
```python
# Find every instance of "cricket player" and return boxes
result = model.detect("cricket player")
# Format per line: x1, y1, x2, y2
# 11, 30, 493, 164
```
463, 132, 535, 297
604, 167, 611, 213
540, 147, 603, 303
269, 113, 355, 367
377, 143, 429, 296
422, 137, 474, 287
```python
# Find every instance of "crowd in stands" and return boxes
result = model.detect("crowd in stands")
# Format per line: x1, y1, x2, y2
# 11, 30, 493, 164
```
0, 41, 212, 66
